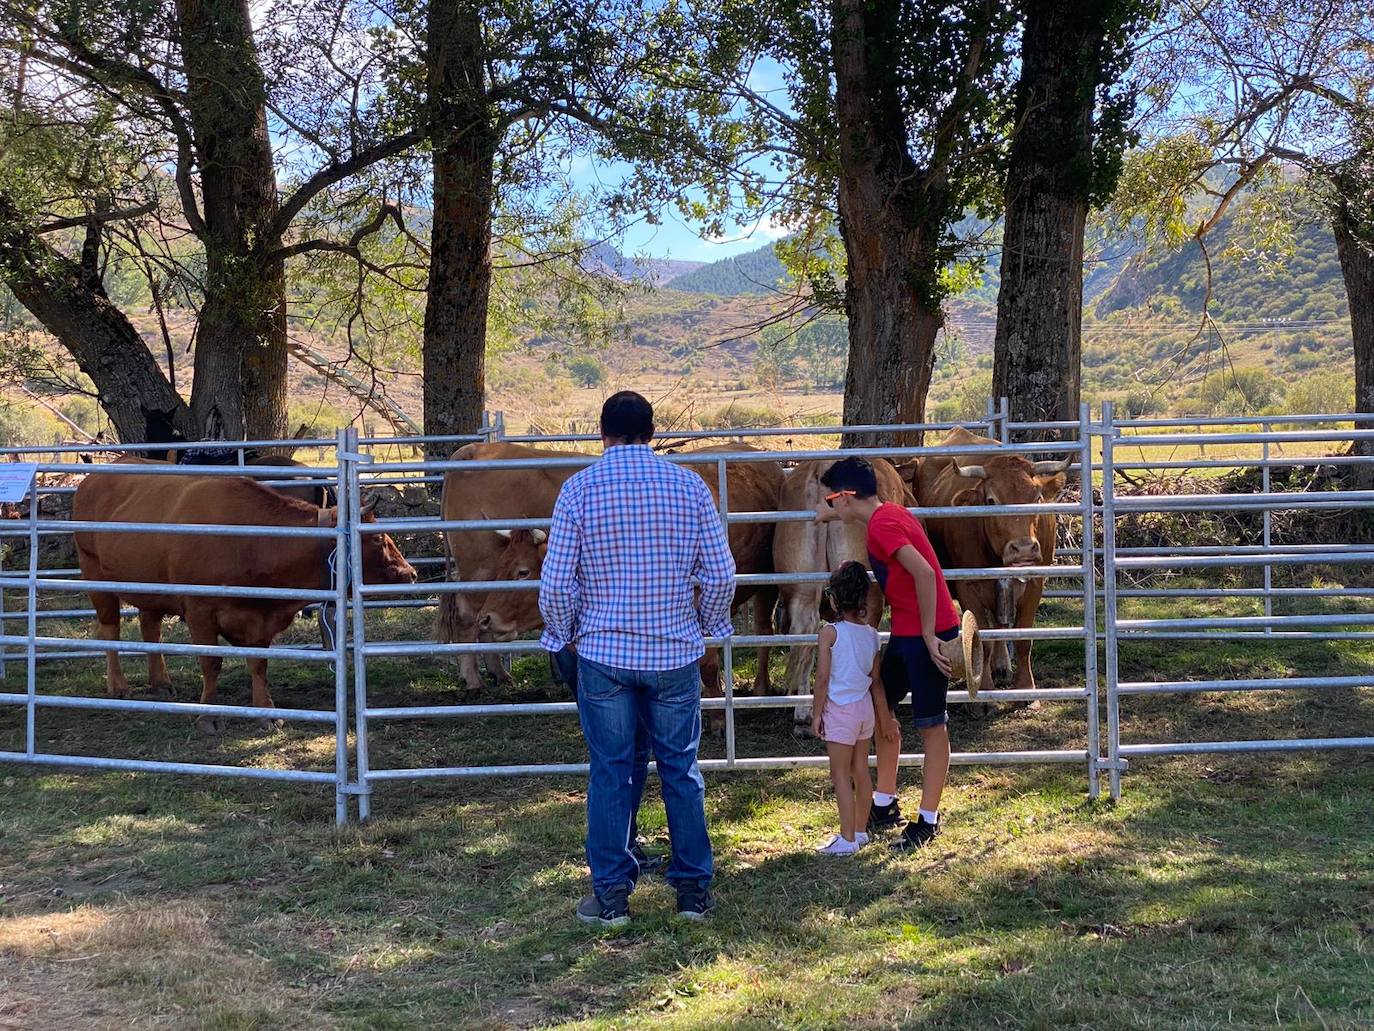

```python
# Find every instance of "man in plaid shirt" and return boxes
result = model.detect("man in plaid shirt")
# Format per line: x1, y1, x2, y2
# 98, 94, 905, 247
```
540, 391, 735, 927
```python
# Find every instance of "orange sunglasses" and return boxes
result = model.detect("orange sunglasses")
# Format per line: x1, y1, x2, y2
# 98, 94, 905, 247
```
824, 490, 856, 507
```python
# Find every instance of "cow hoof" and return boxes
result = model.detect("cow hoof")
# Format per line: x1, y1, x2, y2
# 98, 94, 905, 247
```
194, 715, 226, 736
792, 722, 817, 740
251, 718, 285, 733
140, 683, 175, 701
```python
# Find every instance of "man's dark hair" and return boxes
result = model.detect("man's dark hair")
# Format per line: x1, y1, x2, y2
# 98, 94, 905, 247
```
827, 560, 871, 616
600, 390, 654, 443
820, 456, 878, 498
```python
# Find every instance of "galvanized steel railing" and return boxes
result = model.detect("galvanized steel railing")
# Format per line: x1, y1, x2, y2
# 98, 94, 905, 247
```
3, 402, 1374, 821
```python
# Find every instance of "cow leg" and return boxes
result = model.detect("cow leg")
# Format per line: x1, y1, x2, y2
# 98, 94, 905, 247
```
1012, 577, 1046, 695
779, 583, 823, 731
246, 657, 283, 732
752, 588, 776, 695
698, 650, 725, 737
487, 650, 516, 688
185, 611, 226, 736
93, 593, 131, 699
138, 611, 174, 699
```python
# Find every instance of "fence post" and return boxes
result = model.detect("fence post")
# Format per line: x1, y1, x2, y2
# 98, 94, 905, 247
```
998, 396, 1011, 444
1079, 403, 1100, 799
25, 473, 38, 757
345, 427, 374, 822
1100, 400, 1123, 799
1262, 420, 1272, 634
716, 456, 735, 766
332, 428, 352, 826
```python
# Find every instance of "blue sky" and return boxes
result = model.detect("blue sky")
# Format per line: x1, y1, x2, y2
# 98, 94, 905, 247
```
565, 57, 796, 265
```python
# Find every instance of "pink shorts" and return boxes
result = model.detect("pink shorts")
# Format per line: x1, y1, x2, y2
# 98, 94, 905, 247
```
821, 696, 875, 745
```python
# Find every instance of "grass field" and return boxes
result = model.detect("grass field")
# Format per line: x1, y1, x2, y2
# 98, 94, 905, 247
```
2, 591, 1373, 1030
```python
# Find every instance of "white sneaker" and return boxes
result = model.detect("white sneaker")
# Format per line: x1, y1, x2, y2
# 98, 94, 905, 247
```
816, 834, 861, 856
855, 832, 871, 847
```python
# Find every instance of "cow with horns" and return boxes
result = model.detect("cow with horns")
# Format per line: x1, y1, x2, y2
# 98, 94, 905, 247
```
911, 427, 1070, 695
467, 444, 785, 722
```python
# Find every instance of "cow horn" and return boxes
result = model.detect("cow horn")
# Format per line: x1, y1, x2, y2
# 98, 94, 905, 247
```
493, 527, 513, 539
1033, 458, 1071, 476
359, 495, 378, 518
955, 463, 986, 479
531, 528, 548, 545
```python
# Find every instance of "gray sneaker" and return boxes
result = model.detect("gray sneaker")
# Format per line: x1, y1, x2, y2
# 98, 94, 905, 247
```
576, 884, 630, 928
676, 886, 715, 921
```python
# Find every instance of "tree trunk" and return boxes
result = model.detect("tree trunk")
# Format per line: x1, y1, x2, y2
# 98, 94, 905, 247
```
832, 0, 944, 448
992, 0, 1107, 439
177, 0, 288, 442
423, 1, 497, 464
0, 192, 195, 443
1333, 195, 1374, 474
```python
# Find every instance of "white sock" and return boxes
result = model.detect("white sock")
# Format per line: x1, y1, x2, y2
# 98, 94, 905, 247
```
919, 807, 939, 825
874, 792, 896, 807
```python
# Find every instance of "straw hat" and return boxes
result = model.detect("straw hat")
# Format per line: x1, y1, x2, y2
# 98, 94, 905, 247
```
937, 609, 984, 697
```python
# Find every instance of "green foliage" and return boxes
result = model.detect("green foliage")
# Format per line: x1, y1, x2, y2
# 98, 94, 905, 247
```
565, 354, 606, 388
1281, 370, 1356, 421
1192, 368, 1285, 415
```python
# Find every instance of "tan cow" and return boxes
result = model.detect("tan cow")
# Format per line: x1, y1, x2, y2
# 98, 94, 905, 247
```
913, 426, 1068, 694
73, 461, 416, 733
436, 442, 591, 692
472, 444, 785, 713
772, 457, 910, 724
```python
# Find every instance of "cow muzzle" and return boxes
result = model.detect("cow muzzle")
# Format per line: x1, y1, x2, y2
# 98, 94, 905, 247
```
1002, 537, 1041, 570
476, 612, 516, 642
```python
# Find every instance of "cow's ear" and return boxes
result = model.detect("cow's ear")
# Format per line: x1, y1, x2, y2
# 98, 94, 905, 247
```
321, 507, 340, 527
1036, 473, 1067, 500
952, 487, 982, 507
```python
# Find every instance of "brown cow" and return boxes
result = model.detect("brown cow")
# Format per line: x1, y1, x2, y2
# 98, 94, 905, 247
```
436, 442, 591, 692
772, 457, 910, 725
244, 454, 335, 507
472, 444, 785, 711
73, 462, 416, 733
913, 426, 1068, 694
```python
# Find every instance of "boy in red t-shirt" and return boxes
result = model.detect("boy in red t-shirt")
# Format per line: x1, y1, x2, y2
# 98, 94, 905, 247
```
816, 456, 961, 850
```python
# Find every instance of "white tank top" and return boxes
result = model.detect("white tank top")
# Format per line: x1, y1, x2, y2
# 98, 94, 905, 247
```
825, 620, 882, 705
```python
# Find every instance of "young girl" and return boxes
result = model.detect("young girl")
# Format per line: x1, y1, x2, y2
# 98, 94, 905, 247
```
811, 561, 887, 855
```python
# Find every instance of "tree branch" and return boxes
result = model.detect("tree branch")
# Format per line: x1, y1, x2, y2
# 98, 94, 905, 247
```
272, 128, 427, 237
38, 200, 157, 234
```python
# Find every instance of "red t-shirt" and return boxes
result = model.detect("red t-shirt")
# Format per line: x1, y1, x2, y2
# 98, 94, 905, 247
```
866, 502, 960, 637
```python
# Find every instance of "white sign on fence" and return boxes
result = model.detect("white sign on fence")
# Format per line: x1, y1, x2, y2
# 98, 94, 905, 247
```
0, 463, 38, 503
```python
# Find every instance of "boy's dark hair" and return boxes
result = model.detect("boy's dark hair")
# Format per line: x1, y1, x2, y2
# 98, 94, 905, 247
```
820, 456, 878, 498
827, 560, 871, 616
600, 390, 654, 443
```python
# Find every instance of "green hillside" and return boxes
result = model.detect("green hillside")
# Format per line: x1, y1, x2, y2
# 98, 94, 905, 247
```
668, 242, 790, 294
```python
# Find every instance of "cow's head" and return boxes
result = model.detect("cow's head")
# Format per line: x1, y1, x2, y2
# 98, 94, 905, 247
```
951, 456, 1068, 568
475, 528, 548, 640
322, 497, 418, 584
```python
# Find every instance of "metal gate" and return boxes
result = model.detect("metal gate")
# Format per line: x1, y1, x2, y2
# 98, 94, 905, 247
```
4, 404, 1373, 823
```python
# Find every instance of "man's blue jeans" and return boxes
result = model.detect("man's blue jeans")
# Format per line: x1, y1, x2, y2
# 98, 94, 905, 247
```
553, 647, 650, 848
576, 655, 714, 896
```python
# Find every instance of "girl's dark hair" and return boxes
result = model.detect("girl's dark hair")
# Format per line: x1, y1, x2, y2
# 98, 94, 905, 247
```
827, 560, 870, 616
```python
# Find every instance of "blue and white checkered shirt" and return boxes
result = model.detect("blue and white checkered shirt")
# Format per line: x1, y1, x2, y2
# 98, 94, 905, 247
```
539, 444, 736, 671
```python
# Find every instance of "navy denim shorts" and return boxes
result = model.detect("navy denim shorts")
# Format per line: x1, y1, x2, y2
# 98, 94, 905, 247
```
881, 628, 959, 729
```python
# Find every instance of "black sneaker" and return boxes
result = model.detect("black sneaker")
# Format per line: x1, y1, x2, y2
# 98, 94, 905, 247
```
576, 884, 630, 928
890, 815, 940, 852
631, 839, 667, 875
868, 798, 903, 832
676, 886, 715, 922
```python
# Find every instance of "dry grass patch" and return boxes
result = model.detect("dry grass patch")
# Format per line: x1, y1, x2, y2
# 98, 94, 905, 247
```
0, 900, 335, 1030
